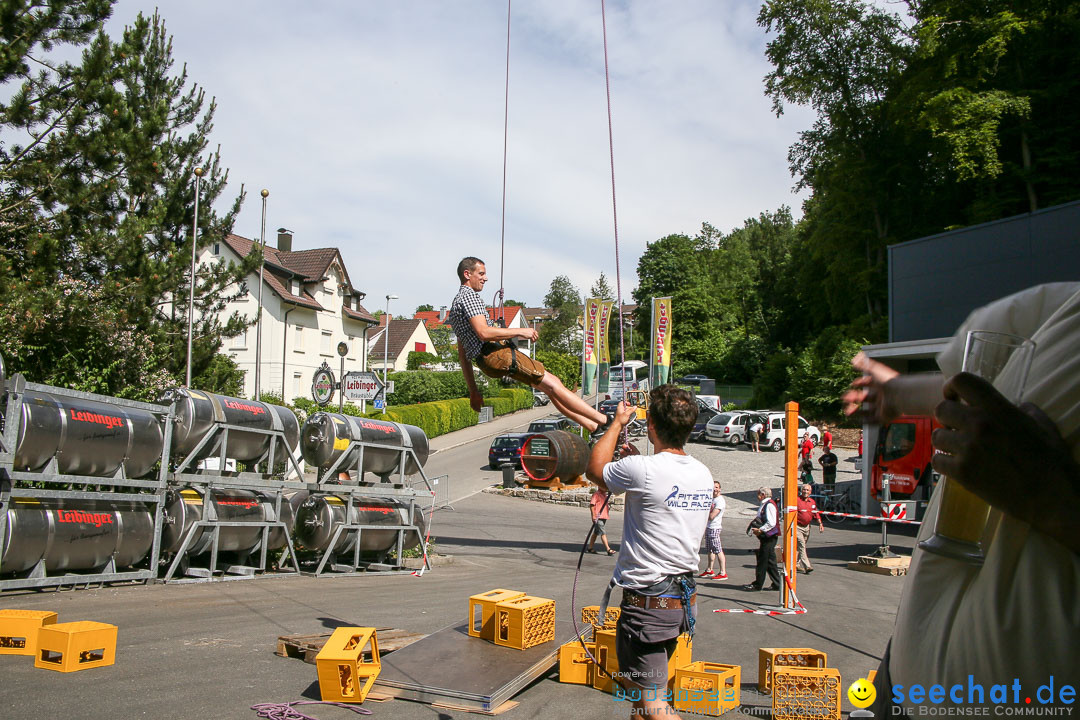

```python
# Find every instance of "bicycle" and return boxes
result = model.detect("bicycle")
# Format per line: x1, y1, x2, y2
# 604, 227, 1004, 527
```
813, 487, 860, 525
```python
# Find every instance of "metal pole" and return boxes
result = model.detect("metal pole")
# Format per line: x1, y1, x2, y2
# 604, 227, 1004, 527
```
254, 189, 268, 399
185, 166, 204, 387
383, 294, 397, 414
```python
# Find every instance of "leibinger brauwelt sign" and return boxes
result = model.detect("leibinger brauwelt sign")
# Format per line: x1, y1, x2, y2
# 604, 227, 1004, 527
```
342, 371, 382, 401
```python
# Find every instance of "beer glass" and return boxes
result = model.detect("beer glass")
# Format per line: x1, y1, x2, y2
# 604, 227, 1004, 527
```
918, 330, 1035, 565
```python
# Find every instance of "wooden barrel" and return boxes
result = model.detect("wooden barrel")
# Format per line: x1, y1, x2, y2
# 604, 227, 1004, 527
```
520, 430, 589, 482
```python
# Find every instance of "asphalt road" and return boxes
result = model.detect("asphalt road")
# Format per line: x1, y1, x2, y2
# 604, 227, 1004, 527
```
0, 410, 912, 720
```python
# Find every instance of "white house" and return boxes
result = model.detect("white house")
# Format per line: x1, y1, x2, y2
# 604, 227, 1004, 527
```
204, 230, 378, 401
366, 317, 436, 373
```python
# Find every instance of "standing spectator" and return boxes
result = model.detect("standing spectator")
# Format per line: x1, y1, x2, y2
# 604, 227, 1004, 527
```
799, 456, 815, 487
749, 419, 764, 452
743, 487, 781, 592
699, 480, 727, 579
818, 447, 839, 486
588, 485, 616, 555
586, 385, 712, 718
795, 483, 824, 573
800, 433, 814, 461
822, 424, 834, 452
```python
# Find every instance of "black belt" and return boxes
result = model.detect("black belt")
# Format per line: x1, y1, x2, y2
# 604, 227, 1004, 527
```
622, 591, 696, 610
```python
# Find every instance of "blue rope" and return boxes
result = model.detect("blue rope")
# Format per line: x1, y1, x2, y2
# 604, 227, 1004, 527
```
678, 576, 696, 639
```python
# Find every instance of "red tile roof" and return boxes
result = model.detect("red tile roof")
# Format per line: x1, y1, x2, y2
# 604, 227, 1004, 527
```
487, 306, 522, 325
414, 311, 448, 329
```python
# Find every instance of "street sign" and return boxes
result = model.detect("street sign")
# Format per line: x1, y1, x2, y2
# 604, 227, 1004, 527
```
386, 380, 395, 395
311, 363, 336, 406
373, 399, 385, 410
342, 371, 383, 401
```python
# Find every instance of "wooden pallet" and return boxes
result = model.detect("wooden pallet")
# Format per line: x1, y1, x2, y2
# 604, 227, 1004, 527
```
276, 627, 426, 665
846, 555, 910, 576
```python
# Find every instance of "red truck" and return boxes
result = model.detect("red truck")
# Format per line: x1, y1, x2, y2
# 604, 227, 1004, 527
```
870, 415, 942, 500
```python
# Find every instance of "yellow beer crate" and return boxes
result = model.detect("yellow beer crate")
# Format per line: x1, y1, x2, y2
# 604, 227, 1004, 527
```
493, 595, 555, 650
673, 662, 741, 716
758, 647, 827, 693
468, 589, 526, 641
0, 609, 58, 656
771, 666, 842, 720
315, 627, 380, 703
34, 621, 117, 673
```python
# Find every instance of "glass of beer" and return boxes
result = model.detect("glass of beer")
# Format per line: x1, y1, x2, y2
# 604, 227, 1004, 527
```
918, 330, 1035, 565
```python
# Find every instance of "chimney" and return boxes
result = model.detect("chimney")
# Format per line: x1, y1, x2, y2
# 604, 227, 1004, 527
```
276, 228, 293, 252
439, 306, 448, 322
380, 313, 392, 327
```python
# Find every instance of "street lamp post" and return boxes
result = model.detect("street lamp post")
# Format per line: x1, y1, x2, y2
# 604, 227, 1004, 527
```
382, 293, 398, 414
253, 188, 268, 399
185, 166, 204, 387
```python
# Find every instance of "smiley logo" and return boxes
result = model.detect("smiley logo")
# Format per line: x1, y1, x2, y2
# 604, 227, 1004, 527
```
848, 678, 876, 708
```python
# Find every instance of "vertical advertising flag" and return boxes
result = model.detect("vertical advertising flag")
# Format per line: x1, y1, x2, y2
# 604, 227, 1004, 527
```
597, 300, 614, 392
582, 298, 602, 395
651, 296, 672, 386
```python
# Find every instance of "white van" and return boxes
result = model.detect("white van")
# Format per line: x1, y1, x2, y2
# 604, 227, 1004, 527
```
757, 411, 820, 452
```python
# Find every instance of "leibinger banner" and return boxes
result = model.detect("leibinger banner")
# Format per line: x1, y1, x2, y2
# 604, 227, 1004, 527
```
597, 300, 614, 393
651, 296, 672, 386
582, 297, 602, 395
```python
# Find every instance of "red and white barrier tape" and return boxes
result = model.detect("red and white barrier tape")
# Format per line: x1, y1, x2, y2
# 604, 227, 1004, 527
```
819, 510, 921, 525
713, 575, 808, 616
410, 490, 438, 578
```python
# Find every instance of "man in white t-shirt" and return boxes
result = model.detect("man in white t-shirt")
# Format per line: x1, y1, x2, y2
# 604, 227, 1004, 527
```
699, 480, 727, 579
587, 384, 713, 718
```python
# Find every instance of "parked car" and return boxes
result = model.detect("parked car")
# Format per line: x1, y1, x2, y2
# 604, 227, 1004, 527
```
488, 433, 529, 470
532, 391, 550, 407
527, 416, 573, 434
599, 399, 621, 417
695, 394, 723, 412
690, 405, 720, 442
757, 411, 820, 452
678, 374, 710, 385
705, 411, 762, 446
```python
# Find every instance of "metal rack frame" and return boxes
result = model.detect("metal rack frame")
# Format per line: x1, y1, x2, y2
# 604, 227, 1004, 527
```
158, 484, 302, 583
298, 441, 436, 577
0, 374, 171, 591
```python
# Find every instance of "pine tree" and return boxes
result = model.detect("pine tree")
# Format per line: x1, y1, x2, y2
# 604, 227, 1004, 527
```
0, 5, 256, 399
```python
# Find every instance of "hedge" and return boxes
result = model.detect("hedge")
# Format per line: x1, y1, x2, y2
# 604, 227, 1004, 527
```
282, 387, 534, 441
359, 387, 534, 439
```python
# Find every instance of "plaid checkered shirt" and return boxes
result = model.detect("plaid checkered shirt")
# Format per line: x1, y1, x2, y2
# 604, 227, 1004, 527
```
448, 284, 491, 360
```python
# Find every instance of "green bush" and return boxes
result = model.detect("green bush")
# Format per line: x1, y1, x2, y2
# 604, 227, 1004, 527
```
357, 386, 534, 439
406, 350, 439, 370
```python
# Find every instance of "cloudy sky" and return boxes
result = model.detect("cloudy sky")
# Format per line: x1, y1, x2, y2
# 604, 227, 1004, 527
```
107, 1, 815, 316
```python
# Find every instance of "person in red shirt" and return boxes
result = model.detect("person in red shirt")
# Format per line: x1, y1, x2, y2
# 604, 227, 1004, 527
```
822, 425, 833, 452
800, 433, 814, 461
795, 483, 824, 573
587, 486, 615, 555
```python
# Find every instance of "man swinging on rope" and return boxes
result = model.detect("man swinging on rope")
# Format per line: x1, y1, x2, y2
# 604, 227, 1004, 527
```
448, 257, 612, 434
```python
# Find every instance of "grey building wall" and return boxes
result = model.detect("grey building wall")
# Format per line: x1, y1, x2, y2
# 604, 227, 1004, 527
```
889, 200, 1080, 343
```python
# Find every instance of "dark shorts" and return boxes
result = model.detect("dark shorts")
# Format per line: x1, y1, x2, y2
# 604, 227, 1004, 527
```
474, 342, 546, 385
615, 601, 691, 689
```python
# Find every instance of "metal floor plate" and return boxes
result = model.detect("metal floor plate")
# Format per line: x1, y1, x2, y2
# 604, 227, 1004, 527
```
373, 620, 578, 713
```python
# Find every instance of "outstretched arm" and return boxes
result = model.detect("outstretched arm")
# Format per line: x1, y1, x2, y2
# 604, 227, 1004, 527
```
932, 372, 1080, 555
468, 315, 538, 344
843, 352, 946, 423
587, 402, 636, 488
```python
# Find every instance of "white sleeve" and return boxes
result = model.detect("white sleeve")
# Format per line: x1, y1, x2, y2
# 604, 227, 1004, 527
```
603, 455, 642, 495
760, 501, 778, 533
937, 283, 1079, 376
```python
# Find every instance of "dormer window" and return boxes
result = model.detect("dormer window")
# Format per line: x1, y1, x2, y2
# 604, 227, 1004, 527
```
291, 280, 300, 295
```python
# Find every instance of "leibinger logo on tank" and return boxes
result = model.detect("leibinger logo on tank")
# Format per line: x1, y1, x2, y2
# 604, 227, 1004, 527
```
891, 677, 1076, 716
